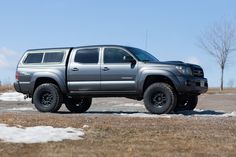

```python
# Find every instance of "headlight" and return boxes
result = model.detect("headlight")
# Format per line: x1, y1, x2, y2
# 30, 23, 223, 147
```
175, 66, 192, 75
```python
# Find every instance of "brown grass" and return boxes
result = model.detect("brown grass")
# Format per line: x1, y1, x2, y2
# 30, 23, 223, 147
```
207, 87, 236, 94
0, 113, 235, 157
0, 85, 15, 93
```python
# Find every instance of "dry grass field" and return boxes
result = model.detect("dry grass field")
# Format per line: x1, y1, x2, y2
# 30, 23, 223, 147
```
0, 85, 14, 93
0, 113, 235, 157
207, 87, 236, 94
0, 86, 236, 157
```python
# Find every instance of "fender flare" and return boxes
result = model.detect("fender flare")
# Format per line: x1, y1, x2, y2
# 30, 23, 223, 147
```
30, 72, 67, 94
137, 69, 181, 94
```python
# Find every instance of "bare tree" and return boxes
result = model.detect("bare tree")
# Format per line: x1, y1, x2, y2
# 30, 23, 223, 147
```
198, 20, 236, 91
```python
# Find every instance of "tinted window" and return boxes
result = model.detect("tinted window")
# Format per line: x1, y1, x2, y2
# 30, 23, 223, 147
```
75, 49, 99, 63
24, 53, 43, 64
43, 52, 64, 63
104, 48, 131, 63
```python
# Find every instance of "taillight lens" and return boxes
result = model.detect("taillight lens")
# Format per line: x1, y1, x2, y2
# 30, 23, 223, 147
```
16, 71, 19, 81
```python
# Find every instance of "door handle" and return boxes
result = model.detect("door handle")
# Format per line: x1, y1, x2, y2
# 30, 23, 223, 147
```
72, 67, 79, 71
102, 67, 110, 71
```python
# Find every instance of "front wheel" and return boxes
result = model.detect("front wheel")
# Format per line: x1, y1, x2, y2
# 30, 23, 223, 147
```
143, 83, 177, 114
65, 97, 92, 113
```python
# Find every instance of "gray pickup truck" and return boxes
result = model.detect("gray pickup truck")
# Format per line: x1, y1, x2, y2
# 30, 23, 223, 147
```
14, 45, 208, 114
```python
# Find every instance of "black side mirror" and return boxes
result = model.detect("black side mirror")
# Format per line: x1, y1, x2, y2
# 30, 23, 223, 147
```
123, 56, 136, 63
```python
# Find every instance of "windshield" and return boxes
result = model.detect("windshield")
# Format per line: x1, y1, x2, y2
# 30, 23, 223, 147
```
126, 47, 159, 63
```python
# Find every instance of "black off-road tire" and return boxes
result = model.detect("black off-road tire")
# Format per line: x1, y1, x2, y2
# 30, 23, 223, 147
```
33, 83, 62, 112
174, 95, 198, 112
65, 97, 92, 113
143, 83, 177, 114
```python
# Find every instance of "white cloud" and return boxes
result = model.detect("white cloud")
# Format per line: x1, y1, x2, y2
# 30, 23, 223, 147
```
0, 47, 22, 84
0, 60, 7, 66
0, 47, 20, 69
185, 56, 200, 65
0, 47, 15, 55
0, 52, 7, 67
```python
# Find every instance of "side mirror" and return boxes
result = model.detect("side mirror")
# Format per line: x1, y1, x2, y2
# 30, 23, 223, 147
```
123, 56, 136, 63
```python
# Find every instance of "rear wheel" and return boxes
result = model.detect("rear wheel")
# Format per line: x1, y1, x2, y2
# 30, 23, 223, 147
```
33, 83, 62, 112
143, 83, 177, 114
174, 95, 198, 111
65, 97, 92, 113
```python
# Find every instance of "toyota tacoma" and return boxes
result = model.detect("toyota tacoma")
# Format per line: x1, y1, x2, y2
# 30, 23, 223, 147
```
14, 45, 208, 114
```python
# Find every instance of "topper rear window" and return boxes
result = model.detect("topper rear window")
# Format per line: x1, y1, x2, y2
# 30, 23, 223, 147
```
24, 53, 43, 64
24, 52, 65, 64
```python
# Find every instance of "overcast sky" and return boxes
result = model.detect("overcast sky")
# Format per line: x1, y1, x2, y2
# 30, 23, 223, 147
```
0, 0, 236, 87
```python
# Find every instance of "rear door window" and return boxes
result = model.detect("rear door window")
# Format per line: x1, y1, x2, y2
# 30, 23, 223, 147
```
43, 52, 64, 63
74, 48, 99, 64
24, 53, 43, 64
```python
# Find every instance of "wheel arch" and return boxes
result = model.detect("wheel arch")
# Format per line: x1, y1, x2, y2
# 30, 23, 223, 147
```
30, 73, 67, 95
143, 75, 177, 93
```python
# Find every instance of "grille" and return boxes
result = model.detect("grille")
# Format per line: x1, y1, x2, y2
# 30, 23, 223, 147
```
191, 67, 204, 78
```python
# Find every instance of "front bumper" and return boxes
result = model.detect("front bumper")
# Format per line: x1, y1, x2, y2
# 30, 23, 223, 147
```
176, 76, 208, 95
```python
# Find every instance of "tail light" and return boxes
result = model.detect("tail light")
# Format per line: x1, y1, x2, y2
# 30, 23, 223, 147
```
16, 71, 19, 81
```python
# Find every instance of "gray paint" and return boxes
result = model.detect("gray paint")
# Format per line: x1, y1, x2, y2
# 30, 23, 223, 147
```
14, 45, 208, 99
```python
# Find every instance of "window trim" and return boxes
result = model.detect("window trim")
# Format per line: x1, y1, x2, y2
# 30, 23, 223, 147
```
102, 47, 137, 64
74, 48, 100, 64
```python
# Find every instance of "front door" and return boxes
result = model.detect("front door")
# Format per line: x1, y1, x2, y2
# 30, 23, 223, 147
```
68, 48, 101, 91
101, 47, 138, 92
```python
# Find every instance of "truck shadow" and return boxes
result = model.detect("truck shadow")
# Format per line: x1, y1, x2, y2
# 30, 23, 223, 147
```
57, 111, 143, 114
174, 110, 225, 116
57, 109, 226, 116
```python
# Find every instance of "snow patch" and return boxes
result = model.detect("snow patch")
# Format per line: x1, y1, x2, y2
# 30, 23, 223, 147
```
0, 92, 30, 101
204, 93, 236, 96
82, 125, 89, 129
114, 103, 143, 107
119, 113, 172, 118
6, 107, 35, 111
222, 111, 236, 117
117, 109, 236, 118
0, 124, 84, 143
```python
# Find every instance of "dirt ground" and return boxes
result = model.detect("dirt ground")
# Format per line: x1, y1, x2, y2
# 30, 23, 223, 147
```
0, 93, 236, 157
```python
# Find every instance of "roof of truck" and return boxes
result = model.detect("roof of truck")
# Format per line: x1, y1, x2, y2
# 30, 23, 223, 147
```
27, 45, 135, 51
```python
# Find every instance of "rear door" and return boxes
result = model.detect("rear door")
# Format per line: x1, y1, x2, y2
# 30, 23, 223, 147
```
67, 47, 101, 91
101, 47, 138, 92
